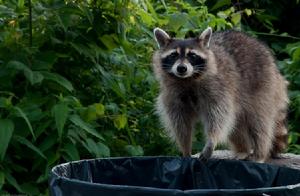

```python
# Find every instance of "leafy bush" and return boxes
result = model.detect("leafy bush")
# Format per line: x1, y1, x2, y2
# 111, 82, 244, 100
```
0, 0, 299, 194
278, 42, 300, 153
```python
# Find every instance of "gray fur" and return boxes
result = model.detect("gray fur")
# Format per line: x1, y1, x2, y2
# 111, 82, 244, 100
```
152, 28, 289, 162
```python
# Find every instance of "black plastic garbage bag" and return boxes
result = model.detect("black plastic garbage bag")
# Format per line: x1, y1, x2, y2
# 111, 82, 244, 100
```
50, 156, 300, 196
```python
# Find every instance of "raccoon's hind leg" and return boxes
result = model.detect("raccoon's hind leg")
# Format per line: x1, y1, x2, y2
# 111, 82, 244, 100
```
270, 74, 289, 158
271, 109, 288, 158
245, 112, 275, 163
229, 118, 253, 160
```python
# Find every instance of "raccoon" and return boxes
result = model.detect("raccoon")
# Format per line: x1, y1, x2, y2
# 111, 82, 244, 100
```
152, 27, 289, 162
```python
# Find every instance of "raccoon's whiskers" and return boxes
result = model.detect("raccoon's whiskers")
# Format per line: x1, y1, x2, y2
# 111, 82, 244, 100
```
193, 68, 205, 74
193, 70, 204, 73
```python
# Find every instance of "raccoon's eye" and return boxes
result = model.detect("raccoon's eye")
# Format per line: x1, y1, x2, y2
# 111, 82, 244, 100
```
187, 52, 198, 59
187, 52, 205, 66
161, 51, 179, 69
168, 52, 179, 58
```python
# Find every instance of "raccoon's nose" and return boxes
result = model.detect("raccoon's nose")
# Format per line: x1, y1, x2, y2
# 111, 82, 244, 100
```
177, 65, 187, 74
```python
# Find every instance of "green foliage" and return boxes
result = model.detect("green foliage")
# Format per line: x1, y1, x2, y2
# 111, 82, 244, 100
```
0, 119, 14, 161
0, 0, 299, 194
52, 102, 69, 140
279, 42, 300, 153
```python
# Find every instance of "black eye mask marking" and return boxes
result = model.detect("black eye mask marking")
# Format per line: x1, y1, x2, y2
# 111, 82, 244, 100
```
161, 52, 179, 71
187, 52, 206, 75
187, 52, 205, 65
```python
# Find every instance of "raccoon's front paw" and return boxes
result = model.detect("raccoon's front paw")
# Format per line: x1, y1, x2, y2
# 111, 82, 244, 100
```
198, 140, 214, 162
198, 146, 214, 162
198, 152, 210, 162
234, 152, 250, 160
244, 154, 265, 163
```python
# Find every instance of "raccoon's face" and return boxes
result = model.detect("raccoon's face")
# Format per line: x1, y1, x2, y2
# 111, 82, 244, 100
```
153, 27, 212, 79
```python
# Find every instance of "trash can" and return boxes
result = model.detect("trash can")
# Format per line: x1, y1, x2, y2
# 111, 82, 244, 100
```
49, 156, 300, 196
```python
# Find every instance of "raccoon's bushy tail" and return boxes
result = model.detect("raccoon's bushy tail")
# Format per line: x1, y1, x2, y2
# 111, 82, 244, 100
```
271, 109, 289, 158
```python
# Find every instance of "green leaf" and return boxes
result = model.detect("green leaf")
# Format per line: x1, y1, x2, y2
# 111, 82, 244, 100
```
97, 142, 110, 157
82, 103, 105, 122
41, 72, 74, 92
81, 6, 93, 25
14, 136, 46, 159
94, 103, 105, 116
99, 34, 118, 51
231, 13, 241, 25
6, 61, 44, 85
210, 0, 231, 11
145, 0, 158, 19
32, 51, 58, 71
82, 106, 97, 122
36, 166, 50, 184
4, 170, 23, 193
0, 97, 12, 108
61, 142, 80, 161
56, 10, 77, 32
113, 114, 127, 130
24, 71, 44, 85
217, 11, 229, 19
0, 170, 4, 190
137, 9, 154, 26
14, 106, 35, 140
83, 139, 110, 157
168, 13, 189, 32
125, 145, 144, 156
52, 103, 69, 140
96, 65, 126, 99
0, 97, 7, 108
292, 47, 300, 61
47, 151, 60, 166
38, 134, 57, 152
7, 60, 27, 70
20, 182, 40, 195
0, 119, 14, 160
285, 42, 300, 55
17, 0, 24, 9
244, 8, 252, 16
83, 138, 98, 157
69, 115, 104, 140
69, 42, 94, 60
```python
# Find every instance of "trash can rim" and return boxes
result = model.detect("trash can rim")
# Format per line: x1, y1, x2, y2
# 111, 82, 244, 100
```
50, 156, 300, 193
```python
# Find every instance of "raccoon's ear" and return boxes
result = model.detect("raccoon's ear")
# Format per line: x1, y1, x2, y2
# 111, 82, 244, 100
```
199, 27, 212, 48
153, 28, 170, 48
